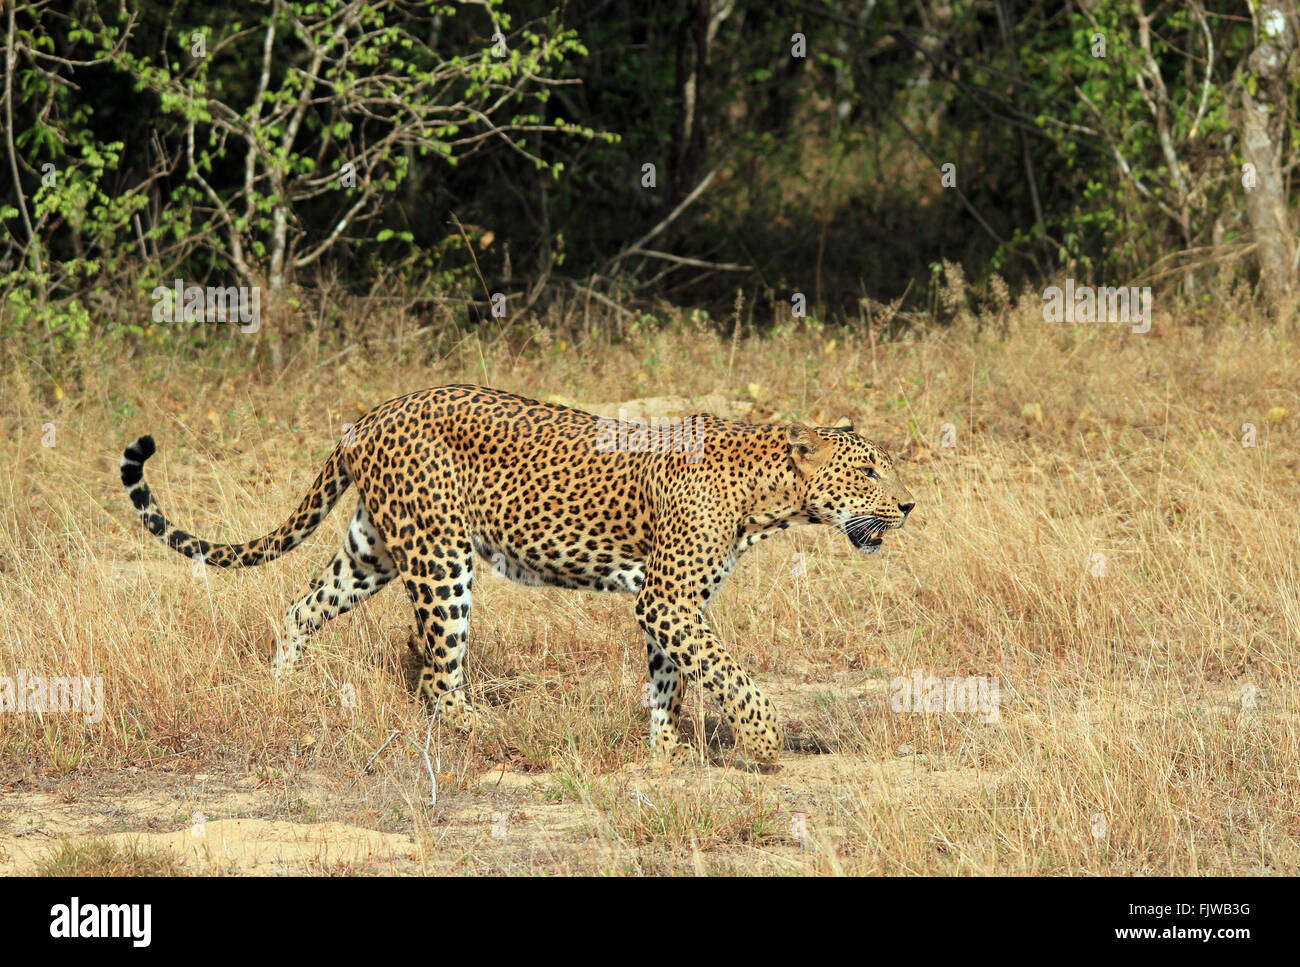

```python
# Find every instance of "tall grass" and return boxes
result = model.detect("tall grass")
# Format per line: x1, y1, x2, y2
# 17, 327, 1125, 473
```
1, 282, 1296, 874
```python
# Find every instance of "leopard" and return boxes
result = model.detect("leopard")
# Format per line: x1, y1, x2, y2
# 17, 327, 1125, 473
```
120, 384, 914, 765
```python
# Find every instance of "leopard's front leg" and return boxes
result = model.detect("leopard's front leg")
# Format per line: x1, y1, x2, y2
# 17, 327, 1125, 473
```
644, 633, 696, 763
636, 588, 783, 765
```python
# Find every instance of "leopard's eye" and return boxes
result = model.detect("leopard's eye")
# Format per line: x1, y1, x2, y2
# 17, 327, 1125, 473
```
863, 467, 879, 480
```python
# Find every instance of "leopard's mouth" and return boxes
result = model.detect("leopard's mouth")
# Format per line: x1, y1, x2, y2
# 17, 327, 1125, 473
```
847, 522, 887, 554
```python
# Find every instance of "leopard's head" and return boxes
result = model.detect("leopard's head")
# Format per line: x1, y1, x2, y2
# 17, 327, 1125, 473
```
787, 420, 914, 555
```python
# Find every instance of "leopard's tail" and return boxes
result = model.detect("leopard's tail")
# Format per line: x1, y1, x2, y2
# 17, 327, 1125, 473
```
119, 435, 352, 568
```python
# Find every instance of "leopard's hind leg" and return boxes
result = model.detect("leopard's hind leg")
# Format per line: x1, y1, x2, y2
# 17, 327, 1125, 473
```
368, 491, 483, 730
272, 500, 396, 678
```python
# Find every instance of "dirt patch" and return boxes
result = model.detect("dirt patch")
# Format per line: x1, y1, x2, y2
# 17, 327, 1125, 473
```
5, 817, 419, 875
0, 761, 616, 875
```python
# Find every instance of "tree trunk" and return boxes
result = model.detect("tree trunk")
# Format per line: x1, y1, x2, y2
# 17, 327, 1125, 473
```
1241, 1, 1298, 323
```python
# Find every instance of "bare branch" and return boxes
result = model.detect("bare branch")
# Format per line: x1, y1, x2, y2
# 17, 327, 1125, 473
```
3, 4, 40, 276
606, 162, 728, 270
624, 248, 748, 272
244, 0, 279, 223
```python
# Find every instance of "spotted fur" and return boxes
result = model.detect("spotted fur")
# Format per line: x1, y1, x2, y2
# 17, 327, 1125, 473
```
120, 385, 914, 764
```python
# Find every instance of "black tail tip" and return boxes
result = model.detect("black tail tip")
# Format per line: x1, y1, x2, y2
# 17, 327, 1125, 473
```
124, 435, 156, 463
121, 436, 157, 489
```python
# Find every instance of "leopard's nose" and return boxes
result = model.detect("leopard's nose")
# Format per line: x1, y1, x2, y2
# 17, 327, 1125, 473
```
899, 501, 915, 516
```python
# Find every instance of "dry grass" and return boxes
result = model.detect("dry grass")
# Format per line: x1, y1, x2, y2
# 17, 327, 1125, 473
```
35, 837, 189, 876
1, 285, 1297, 875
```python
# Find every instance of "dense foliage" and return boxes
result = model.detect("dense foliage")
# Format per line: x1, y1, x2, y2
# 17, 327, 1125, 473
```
1, 0, 1295, 357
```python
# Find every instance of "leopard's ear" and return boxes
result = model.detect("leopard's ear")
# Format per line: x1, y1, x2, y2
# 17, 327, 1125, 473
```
786, 423, 822, 453
831, 416, 854, 431
787, 423, 829, 473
